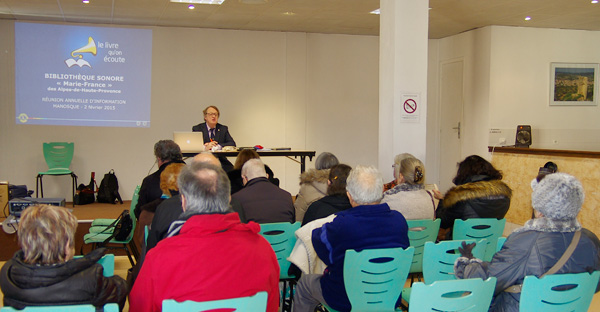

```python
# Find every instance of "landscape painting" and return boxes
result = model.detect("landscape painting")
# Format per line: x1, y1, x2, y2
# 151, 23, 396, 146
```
550, 63, 599, 106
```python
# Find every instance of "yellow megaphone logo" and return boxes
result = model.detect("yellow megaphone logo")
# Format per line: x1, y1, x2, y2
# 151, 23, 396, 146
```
71, 37, 97, 59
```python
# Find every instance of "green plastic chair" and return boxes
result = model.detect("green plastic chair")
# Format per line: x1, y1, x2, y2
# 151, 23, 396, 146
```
36, 142, 78, 207
325, 247, 414, 312
496, 236, 507, 253
402, 239, 486, 305
453, 218, 506, 261
406, 218, 441, 274
0, 303, 118, 312
83, 186, 140, 266
519, 271, 600, 312
162, 291, 268, 312
258, 221, 301, 312
408, 277, 497, 312
89, 185, 140, 228
73, 253, 115, 277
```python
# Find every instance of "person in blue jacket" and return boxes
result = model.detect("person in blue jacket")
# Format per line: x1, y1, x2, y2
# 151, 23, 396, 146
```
293, 165, 410, 312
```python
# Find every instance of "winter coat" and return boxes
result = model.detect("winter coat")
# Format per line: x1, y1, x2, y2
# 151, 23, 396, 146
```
436, 176, 512, 231
382, 183, 437, 220
302, 194, 352, 226
0, 248, 128, 310
129, 213, 280, 312
232, 177, 295, 223
294, 169, 330, 222
454, 217, 600, 312
312, 203, 410, 311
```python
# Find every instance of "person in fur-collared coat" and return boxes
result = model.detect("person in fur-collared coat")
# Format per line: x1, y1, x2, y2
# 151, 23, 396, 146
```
294, 152, 339, 222
436, 155, 512, 239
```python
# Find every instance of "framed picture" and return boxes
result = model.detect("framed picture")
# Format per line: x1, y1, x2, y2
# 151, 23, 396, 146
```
550, 63, 599, 106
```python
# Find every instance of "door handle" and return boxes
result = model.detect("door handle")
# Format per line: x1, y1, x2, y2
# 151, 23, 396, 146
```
452, 122, 461, 139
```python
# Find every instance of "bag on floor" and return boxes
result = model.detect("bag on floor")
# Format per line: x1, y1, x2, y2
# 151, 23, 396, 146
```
74, 172, 97, 205
97, 169, 123, 204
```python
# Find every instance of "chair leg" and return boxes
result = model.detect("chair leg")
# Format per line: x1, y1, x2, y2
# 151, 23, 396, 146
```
71, 173, 78, 207
124, 244, 135, 266
36, 174, 44, 198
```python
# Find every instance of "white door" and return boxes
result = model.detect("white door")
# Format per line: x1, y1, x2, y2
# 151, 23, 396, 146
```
438, 60, 464, 193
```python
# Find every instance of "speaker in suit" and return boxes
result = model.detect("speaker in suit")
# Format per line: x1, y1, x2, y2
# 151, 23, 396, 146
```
191, 122, 236, 148
192, 106, 237, 172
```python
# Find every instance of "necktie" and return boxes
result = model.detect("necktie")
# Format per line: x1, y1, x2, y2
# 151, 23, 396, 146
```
209, 128, 215, 140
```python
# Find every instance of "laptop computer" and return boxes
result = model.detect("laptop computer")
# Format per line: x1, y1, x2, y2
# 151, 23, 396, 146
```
173, 132, 205, 153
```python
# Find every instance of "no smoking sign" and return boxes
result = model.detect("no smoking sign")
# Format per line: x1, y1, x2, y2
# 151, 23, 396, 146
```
399, 93, 420, 122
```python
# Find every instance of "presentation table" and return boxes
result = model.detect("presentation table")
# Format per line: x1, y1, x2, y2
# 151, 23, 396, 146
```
182, 150, 316, 173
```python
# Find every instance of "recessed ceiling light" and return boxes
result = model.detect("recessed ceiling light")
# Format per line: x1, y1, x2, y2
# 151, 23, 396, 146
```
592, 0, 599, 4
282, 11, 296, 16
524, 16, 531, 21
188, 4, 195, 9
82, 0, 89, 3
370, 8, 380, 15
170, 0, 224, 4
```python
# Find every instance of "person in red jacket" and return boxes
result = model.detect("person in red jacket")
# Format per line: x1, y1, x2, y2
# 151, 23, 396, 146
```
129, 162, 280, 312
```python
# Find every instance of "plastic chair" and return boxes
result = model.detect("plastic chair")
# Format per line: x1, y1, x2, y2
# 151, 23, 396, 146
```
259, 222, 301, 312
73, 253, 115, 277
162, 291, 268, 312
402, 239, 486, 304
453, 218, 506, 261
325, 247, 414, 312
519, 271, 600, 312
0, 303, 118, 312
496, 237, 506, 253
83, 186, 140, 266
408, 277, 497, 312
36, 142, 78, 207
406, 218, 441, 274
89, 185, 140, 228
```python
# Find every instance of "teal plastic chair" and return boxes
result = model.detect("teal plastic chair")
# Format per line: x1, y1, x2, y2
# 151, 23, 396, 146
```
0, 303, 118, 312
36, 142, 78, 207
89, 185, 140, 228
83, 186, 140, 266
453, 218, 506, 261
73, 253, 115, 277
402, 239, 486, 304
408, 277, 497, 312
406, 218, 441, 274
496, 236, 507, 253
519, 271, 600, 312
162, 291, 268, 312
325, 247, 414, 312
258, 221, 301, 312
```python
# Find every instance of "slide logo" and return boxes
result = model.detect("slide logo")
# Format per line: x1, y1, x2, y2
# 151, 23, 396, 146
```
65, 37, 97, 68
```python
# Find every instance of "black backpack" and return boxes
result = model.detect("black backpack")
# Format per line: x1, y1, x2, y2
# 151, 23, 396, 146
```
74, 172, 97, 205
97, 169, 123, 204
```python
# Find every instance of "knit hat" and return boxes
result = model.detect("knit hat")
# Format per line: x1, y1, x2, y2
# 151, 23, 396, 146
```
531, 173, 584, 221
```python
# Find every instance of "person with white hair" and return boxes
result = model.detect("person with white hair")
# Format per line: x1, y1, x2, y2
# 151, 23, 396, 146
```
454, 172, 600, 312
232, 158, 295, 223
130, 162, 280, 312
293, 165, 410, 312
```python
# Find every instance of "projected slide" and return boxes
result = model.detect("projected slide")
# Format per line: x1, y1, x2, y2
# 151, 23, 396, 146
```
15, 22, 152, 127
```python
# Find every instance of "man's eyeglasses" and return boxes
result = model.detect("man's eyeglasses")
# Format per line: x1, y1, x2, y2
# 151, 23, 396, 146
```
205, 112, 218, 117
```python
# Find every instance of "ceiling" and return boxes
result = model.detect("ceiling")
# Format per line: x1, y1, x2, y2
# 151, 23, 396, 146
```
0, 0, 598, 39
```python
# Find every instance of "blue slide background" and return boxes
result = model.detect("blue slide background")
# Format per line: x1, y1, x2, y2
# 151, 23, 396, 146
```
15, 22, 152, 127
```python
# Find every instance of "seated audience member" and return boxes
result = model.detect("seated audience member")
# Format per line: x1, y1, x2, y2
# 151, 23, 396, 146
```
192, 105, 237, 172
294, 152, 339, 222
454, 173, 600, 312
382, 157, 437, 220
129, 162, 280, 312
136, 162, 186, 246
293, 165, 410, 312
232, 159, 295, 223
146, 152, 244, 252
436, 155, 512, 239
383, 153, 416, 192
0, 205, 127, 310
228, 148, 278, 195
302, 164, 352, 226
135, 139, 185, 218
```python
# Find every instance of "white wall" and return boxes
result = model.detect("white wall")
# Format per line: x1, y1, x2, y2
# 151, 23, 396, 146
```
0, 20, 379, 201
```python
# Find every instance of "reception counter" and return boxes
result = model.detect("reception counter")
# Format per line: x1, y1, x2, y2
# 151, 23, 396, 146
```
488, 147, 600, 235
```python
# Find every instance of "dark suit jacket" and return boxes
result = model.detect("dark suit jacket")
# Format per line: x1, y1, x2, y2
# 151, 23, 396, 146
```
191, 122, 236, 147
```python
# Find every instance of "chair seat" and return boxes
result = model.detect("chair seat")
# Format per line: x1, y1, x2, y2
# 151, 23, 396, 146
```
88, 226, 115, 234
38, 169, 73, 175
84, 232, 129, 244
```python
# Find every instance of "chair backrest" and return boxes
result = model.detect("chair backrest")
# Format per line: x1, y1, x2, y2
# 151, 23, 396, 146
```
129, 185, 141, 231
496, 237, 507, 253
73, 254, 115, 277
406, 218, 441, 273
0, 303, 118, 312
519, 271, 600, 312
162, 291, 268, 312
409, 277, 496, 312
343, 247, 414, 311
453, 218, 506, 261
258, 222, 301, 279
422, 240, 486, 283
42, 142, 74, 171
